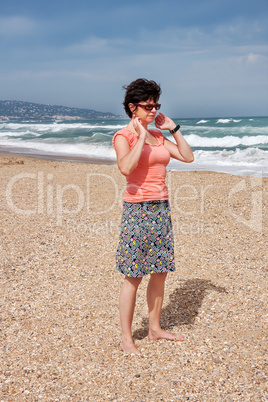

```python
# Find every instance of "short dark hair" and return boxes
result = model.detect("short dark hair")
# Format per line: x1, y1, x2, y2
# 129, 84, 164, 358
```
123, 78, 162, 118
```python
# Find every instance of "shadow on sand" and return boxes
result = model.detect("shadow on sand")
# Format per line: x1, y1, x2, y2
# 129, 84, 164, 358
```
132, 278, 227, 341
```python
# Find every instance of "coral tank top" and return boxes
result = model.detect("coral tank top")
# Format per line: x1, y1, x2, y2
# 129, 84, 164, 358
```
112, 128, 170, 202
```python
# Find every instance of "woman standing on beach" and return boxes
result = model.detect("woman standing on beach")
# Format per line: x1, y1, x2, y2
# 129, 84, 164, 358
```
113, 78, 194, 354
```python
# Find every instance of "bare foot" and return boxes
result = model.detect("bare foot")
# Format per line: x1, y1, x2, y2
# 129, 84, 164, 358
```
120, 340, 141, 354
148, 328, 184, 342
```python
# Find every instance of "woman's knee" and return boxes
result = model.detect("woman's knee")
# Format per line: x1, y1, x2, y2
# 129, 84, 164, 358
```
124, 276, 143, 290
149, 272, 168, 282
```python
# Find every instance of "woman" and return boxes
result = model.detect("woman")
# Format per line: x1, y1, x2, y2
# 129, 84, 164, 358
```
113, 78, 194, 354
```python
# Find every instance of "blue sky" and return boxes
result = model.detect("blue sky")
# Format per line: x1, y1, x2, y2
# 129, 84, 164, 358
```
1, 0, 267, 117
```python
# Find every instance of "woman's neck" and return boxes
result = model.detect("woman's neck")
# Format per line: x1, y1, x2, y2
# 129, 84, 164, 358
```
127, 119, 148, 133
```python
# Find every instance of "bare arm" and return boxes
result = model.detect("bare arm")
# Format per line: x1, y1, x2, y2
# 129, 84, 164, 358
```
155, 113, 194, 163
114, 118, 147, 176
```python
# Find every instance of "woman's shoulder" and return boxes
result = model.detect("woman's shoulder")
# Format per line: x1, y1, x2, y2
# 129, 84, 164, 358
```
112, 128, 137, 149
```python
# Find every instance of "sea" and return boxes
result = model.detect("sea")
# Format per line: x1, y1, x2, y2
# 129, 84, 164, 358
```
0, 116, 267, 177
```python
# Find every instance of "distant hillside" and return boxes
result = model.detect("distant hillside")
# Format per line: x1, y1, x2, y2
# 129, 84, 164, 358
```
0, 100, 121, 121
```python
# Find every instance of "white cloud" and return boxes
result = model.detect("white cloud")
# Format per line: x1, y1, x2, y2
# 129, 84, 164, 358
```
0, 16, 36, 37
135, 22, 268, 57
67, 37, 108, 53
247, 53, 261, 63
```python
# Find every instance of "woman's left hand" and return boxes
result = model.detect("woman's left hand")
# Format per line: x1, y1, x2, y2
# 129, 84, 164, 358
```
155, 113, 175, 131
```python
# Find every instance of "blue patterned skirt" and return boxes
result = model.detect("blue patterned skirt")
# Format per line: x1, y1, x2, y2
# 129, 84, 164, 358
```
116, 200, 175, 277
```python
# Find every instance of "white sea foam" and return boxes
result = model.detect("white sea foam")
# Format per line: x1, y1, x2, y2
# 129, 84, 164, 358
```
216, 118, 242, 124
2, 122, 124, 131
168, 148, 268, 176
183, 134, 268, 148
216, 119, 233, 124
0, 130, 44, 138
193, 148, 267, 166
91, 132, 114, 139
0, 138, 116, 160
196, 120, 209, 124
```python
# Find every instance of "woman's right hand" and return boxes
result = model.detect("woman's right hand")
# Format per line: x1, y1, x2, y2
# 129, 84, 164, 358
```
132, 117, 147, 140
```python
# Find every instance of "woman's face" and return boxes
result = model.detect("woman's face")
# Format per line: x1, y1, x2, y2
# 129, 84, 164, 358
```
131, 98, 160, 124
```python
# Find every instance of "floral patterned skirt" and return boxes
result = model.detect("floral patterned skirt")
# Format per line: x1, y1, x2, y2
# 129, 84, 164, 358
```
116, 200, 175, 277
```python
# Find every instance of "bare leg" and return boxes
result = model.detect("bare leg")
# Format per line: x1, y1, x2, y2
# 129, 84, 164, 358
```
119, 276, 142, 354
147, 273, 184, 341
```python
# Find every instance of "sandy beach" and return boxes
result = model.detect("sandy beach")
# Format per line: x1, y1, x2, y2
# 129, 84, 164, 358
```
0, 153, 267, 401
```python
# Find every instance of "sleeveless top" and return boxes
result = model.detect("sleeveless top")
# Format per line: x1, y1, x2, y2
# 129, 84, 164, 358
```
112, 127, 170, 202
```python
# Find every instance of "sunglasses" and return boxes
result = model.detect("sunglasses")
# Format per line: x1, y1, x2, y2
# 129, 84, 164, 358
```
134, 103, 161, 111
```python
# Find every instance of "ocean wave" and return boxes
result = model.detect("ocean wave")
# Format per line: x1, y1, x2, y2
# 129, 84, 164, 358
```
1, 137, 266, 163
193, 148, 267, 166
184, 134, 268, 148
1, 139, 267, 176
91, 132, 113, 140
1, 132, 267, 150
0, 138, 116, 160
0, 130, 44, 138
1, 122, 124, 131
2, 123, 53, 132
2, 120, 268, 141
168, 147, 268, 176
169, 125, 268, 139
216, 118, 241, 124
196, 120, 209, 124
1, 116, 267, 176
